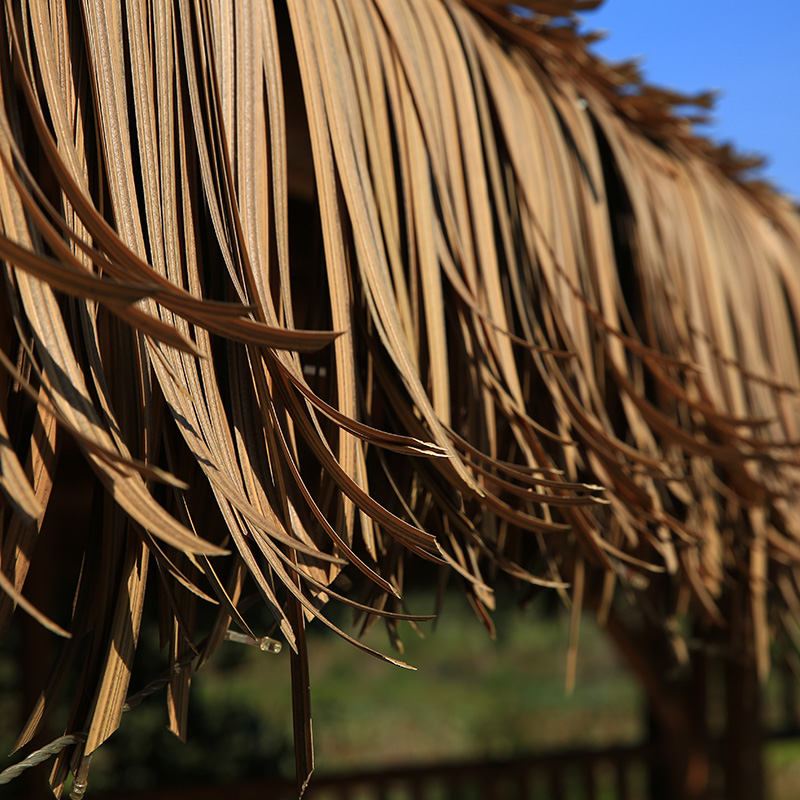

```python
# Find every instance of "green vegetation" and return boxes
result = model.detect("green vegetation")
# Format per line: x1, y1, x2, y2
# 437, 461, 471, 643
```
1, 591, 643, 793
294, 593, 643, 772
2, 591, 799, 797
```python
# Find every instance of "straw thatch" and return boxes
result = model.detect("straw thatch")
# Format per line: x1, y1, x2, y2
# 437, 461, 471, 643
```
1, 0, 800, 795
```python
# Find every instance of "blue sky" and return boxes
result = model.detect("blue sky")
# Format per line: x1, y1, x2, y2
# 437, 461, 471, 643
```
578, 1, 800, 199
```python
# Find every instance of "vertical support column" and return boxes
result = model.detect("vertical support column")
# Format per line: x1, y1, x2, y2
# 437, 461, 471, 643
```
645, 702, 673, 800
724, 655, 764, 800
605, 611, 713, 800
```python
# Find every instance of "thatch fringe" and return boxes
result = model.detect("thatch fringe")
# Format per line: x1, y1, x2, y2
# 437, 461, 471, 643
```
1, 0, 799, 794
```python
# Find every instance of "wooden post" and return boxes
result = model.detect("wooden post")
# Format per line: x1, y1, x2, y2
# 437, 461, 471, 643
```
604, 612, 713, 800
724, 655, 764, 800
645, 703, 673, 800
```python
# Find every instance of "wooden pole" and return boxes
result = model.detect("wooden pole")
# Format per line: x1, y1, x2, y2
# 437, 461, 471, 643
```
604, 612, 713, 799
724, 655, 764, 800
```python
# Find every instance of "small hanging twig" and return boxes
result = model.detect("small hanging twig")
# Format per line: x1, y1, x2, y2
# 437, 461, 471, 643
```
69, 754, 93, 800
223, 629, 283, 653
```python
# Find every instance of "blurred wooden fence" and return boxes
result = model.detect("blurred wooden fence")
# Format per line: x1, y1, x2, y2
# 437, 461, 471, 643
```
93, 741, 659, 800
253, 742, 657, 800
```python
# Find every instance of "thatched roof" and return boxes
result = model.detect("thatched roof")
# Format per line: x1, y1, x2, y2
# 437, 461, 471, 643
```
2, 0, 800, 794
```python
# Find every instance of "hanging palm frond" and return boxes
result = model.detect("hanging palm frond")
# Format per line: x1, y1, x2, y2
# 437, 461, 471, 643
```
1, 0, 800, 796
